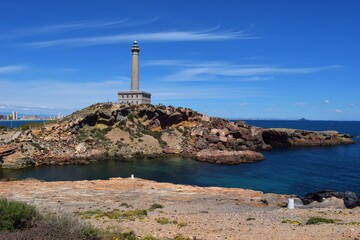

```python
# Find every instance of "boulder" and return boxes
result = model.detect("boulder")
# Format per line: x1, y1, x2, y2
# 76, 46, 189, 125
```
195, 149, 265, 164
75, 143, 87, 153
1, 151, 35, 169
301, 189, 360, 209
306, 197, 346, 209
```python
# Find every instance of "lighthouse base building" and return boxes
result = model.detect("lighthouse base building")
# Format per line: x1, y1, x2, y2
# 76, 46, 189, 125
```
118, 41, 151, 105
118, 91, 151, 105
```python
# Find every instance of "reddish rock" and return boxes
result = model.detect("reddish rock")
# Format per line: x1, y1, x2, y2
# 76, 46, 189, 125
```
195, 149, 265, 164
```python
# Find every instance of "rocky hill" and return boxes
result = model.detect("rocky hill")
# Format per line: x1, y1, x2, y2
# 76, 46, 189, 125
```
0, 103, 355, 168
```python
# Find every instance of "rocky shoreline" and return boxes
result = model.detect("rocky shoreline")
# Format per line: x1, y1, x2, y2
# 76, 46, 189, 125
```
0, 178, 359, 239
0, 103, 355, 169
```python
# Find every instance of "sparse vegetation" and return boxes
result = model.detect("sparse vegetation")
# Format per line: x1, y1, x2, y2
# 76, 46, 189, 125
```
182, 127, 190, 137
173, 234, 191, 240
156, 217, 171, 225
128, 114, 135, 122
177, 221, 188, 228
281, 219, 301, 225
347, 222, 360, 226
148, 203, 163, 211
0, 199, 99, 239
29, 142, 48, 153
176, 126, 184, 133
19, 122, 46, 131
0, 198, 37, 232
306, 217, 341, 225
120, 202, 132, 208
155, 217, 187, 228
77, 208, 148, 221
141, 128, 162, 139
0, 126, 8, 130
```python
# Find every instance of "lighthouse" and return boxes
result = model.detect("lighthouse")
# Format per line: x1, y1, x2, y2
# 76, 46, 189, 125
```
131, 40, 140, 91
118, 41, 151, 105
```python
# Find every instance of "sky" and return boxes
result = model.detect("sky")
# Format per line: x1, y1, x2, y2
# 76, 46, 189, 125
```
0, 0, 359, 120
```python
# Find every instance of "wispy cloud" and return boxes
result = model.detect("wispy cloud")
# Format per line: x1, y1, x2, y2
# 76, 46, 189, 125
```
145, 59, 341, 82
0, 18, 162, 40
149, 85, 262, 101
0, 103, 68, 115
0, 76, 128, 112
0, 65, 26, 74
293, 102, 307, 107
20, 28, 258, 48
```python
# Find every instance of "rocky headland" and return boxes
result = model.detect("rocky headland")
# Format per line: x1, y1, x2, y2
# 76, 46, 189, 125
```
0, 103, 355, 169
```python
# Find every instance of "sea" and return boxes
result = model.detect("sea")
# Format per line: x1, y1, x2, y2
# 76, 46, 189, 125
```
0, 120, 48, 128
0, 120, 359, 196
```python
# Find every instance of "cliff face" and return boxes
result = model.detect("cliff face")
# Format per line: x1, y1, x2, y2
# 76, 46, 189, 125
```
0, 103, 355, 168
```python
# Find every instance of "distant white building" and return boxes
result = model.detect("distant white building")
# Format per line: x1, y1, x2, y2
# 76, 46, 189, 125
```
118, 41, 151, 105
23, 115, 38, 120
12, 111, 18, 120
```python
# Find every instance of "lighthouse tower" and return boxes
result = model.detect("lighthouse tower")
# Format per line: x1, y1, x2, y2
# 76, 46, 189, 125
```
118, 41, 151, 105
131, 40, 140, 91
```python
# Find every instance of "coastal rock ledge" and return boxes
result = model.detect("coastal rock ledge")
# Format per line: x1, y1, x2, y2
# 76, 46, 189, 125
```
0, 103, 355, 169
195, 149, 265, 164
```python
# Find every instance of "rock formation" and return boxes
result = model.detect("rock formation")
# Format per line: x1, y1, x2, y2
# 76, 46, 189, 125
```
301, 189, 360, 209
0, 103, 355, 168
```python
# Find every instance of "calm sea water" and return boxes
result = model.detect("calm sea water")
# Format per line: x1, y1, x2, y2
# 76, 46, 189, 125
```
0, 120, 48, 128
1, 120, 359, 196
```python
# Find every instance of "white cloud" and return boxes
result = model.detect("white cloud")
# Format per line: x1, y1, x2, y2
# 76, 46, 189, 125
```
0, 65, 26, 74
0, 76, 128, 111
21, 29, 258, 48
0, 18, 162, 40
335, 109, 343, 113
146, 59, 341, 82
294, 102, 307, 107
324, 100, 330, 103
149, 85, 261, 101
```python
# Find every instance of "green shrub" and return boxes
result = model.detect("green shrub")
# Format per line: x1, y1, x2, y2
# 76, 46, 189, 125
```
18, 122, 45, 131
141, 128, 162, 139
281, 219, 301, 225
177, 221, 188, 228
156, 217, 171, 225
127, 114, 134, 122
148, 203, 163, 211
0, 211, 100, 240
306, 217, 340, 225
143, 236, 159, 240
77, 208, 147, 221
173, 234, 191, 240
122, 209, 147, 221
120, 202, 132, 208
29, 142, 49, 153
0, 198, 37, 231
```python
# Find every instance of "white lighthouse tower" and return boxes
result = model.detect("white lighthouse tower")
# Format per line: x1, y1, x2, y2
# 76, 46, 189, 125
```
118, 41, 151, 105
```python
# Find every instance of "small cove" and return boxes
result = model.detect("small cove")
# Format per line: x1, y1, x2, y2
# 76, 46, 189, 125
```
1, 120, 359, 196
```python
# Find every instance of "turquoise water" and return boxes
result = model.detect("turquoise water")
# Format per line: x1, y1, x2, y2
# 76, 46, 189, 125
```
1, 120, 359, 196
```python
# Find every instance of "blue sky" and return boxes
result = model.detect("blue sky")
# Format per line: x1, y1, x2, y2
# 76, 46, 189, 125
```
0, 0, 359, 120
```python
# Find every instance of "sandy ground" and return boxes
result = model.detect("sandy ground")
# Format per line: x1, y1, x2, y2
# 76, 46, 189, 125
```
0, 178, 359, 240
